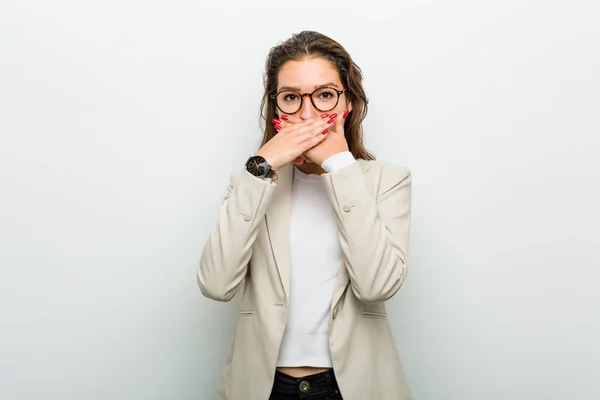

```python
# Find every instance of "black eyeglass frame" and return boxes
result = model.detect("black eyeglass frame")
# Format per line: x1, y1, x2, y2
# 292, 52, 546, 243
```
271, 87, 347, 114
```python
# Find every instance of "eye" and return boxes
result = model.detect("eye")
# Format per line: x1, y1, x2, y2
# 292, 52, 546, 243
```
316, 90, 336, 100
283, 93, 299, 102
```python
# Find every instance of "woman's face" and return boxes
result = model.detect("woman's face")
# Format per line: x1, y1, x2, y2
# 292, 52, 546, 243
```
275, 57, 351, 121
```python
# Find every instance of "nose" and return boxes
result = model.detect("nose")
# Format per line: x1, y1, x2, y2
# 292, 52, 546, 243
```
298, 94, 319, 120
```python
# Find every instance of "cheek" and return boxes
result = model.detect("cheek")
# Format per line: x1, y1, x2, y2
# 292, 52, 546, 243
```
336, 101, 349, 114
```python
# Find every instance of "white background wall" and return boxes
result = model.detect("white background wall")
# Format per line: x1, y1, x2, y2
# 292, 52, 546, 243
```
1, 1, 598, 399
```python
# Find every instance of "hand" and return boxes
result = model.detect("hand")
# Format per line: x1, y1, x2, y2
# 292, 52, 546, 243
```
255, 116, 330, 171
276, 111, 350, 166
303, 110, 350, 165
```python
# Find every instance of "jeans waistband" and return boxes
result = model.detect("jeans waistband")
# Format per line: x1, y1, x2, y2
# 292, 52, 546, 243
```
272, 369, 339, 396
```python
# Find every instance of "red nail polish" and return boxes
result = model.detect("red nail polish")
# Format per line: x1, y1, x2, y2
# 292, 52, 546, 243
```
329, 113, 338, 119
273, 118, 280, 124
343, 109, 349, 119
320, 113, 329, 118
281, 115, 289, 121
322, 128, 328, 134
275, 125, 282, 131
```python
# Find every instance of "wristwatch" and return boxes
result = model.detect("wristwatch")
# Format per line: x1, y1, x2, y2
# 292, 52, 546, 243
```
245, 155, 278, 181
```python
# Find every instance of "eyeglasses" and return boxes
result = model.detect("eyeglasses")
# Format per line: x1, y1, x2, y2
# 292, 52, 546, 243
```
271, 86, 346, 114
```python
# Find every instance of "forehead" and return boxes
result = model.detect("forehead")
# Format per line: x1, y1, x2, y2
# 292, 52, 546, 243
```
277, 58, 341, 90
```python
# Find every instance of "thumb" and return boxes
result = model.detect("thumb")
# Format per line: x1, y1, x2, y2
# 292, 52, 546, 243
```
292, 155, 306, 165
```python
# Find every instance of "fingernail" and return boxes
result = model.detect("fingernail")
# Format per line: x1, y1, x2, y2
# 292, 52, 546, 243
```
343, 109, 349, 119
281, 115, 289, 121
275, 125, 282, 131
322, 128, 328, 134
272, 118, 280, 124
320, 113, 329, 118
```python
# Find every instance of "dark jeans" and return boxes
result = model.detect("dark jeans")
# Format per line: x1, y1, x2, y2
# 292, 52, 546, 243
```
269, 369, 343, 400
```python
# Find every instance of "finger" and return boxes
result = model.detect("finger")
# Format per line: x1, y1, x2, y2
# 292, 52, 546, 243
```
292, 116, 321, 127
272, 117, 286, 132
287, 113, 330, 124
283, 114, 329, 125
275, 119, 290, 130
273, 116, 304, 132
294, 118, 329, 140
275, 113, 305, 129
342, 108, 350, 120
330, 109, 349, 134
274, 116, 309, 133
340, 108, 350, 126
281, 114, 301, 124
285, 117, 322, 135
301, 129, 328, 150
284, 114, 329, 127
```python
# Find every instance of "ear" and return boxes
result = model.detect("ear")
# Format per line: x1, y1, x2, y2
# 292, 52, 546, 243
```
346, 100, 353, 113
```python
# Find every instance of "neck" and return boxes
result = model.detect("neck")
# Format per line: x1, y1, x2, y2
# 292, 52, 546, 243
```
295, 162, 326, 175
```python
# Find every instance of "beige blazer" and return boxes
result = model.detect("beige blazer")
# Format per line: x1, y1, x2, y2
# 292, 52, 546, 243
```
198, 159, 412, 400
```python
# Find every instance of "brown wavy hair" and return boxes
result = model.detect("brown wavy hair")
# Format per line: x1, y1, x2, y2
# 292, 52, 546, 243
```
259, 31, 375, 161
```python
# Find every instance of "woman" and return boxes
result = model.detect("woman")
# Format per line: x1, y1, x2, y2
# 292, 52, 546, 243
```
198, 31, 412, 400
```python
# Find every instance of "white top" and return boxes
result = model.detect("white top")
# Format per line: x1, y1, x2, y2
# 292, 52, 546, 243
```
275, 151, 356, 367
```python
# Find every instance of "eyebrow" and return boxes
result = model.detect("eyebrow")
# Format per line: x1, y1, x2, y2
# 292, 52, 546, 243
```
278, 82, 341, 92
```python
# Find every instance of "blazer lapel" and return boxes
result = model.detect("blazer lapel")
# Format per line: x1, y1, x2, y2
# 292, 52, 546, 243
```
330, 160, 371, 310
265, 164, 294, 302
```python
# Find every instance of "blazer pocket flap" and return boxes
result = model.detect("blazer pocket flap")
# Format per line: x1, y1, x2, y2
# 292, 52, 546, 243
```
237, 310, 255, 318
361, 311, 388, 319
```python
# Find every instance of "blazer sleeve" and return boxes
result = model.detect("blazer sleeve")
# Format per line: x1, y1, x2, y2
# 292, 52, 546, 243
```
197, 170, 276, 302
321, 161, 412, 303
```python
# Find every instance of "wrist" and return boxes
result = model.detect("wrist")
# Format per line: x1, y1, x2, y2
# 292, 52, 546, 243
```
321, 151, 355, 173
246, 154, 279, 181
255, 152, 280, 171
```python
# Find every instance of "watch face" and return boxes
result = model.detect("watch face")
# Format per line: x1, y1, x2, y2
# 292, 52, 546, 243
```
246, 156, 268, 176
